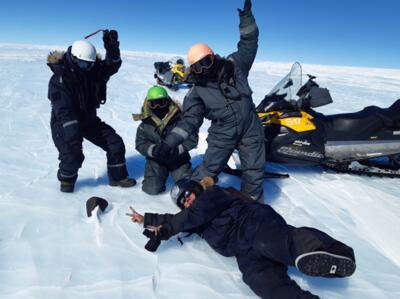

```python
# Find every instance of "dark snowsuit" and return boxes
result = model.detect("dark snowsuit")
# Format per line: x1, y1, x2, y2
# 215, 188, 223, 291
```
47, 48, 128, 184
134, 101, 198, 195
143, 186, 355, 299
164, 11, 265, 200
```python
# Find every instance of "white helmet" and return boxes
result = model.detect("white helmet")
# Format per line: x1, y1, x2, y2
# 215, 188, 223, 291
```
71, 40, 96, 62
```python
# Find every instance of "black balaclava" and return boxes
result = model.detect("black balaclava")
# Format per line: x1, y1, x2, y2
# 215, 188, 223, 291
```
152, 105, 170, 119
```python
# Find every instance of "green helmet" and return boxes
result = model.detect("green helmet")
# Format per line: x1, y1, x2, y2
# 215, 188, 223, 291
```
146, 86, 169, 101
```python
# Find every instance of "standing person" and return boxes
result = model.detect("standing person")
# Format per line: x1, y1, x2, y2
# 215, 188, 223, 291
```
127, 178, 356, 299
154, 0, 266, 201
47, 30, 136, 193
133, 86, 198, 195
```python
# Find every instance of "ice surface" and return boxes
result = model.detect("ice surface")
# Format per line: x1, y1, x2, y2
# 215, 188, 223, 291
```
0, 43, 399, 299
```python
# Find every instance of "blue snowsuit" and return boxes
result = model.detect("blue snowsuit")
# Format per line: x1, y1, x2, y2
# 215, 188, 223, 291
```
164, 10, 265, 200
47, 47, 128, 183
143, 186, 355, 299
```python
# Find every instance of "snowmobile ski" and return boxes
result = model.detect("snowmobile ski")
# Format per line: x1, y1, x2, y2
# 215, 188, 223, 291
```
323, 162, 400, 179
223, 165, 290, 179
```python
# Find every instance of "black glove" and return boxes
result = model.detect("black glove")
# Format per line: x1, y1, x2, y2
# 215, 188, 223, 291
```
143, 229, 161, 252
170, 146, 181, 159
103, 29, 120, 59
152, 141, 172, 160
238, 0, 252, 15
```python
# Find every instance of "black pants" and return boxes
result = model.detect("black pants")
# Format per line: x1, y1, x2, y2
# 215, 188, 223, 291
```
236, 217, 355, 299
142, 159, 192, 195
51, 116, 128, 183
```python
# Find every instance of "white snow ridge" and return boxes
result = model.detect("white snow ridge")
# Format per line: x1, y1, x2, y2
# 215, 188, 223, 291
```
0, 43, 399, 299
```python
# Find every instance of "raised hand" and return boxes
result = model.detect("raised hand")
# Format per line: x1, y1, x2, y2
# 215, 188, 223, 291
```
238, 0, 252, 14
126, 206, 144, 224
103, 29, 119, 49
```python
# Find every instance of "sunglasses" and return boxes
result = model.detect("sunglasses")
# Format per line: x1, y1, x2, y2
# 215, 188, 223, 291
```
72, 55, 94, 71
191, 55, 215, 74
148, 97, 170, 109
177, 190, 191, 209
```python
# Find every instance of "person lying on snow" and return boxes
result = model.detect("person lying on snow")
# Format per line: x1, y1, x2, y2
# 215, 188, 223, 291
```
47, 30, 136, 192
126, 178, 356, 299
133, 86, 198, 195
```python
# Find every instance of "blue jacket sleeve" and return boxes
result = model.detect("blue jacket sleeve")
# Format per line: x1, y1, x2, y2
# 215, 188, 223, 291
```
98, 47, 122, 80
142, 187, 234, 242
181, 187, 234, 232
164, 88, 205, 148
135, 123, 156, 158
229, 10, 259, 78
144, 210, 188, 240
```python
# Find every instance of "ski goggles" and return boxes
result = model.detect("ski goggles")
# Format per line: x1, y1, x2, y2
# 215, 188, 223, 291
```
148, 97, 170, 109
190, 55, 215, 74
176, 190, 191, 209
72, 56, 95, 71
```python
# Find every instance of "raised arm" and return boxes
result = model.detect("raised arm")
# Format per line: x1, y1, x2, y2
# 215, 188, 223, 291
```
229, 0, 259, 77
100, 29, 122, 78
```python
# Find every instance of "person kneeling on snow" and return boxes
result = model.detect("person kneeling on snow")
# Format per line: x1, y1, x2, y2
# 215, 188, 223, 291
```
133, 86, 198, 195
127, 178, 356, 299
47, 30, 136, 192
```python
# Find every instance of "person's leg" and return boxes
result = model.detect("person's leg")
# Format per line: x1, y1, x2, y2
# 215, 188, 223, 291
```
192, 137, 235, 181
51, 122, 84, 192
142, 160, 169, 195
238, 117, 266, 201
252, 215, 356, 277
292, 227, 356, 277
236, 254, 319, 299
83, 117, 134, 186
170, 162, 193, 182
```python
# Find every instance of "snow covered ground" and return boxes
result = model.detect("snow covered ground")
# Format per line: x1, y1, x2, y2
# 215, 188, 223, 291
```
0, 43, 399, 299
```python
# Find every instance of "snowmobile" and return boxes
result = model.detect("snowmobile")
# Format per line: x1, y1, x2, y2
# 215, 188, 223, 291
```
154, 56, 191, 91
254, 62, 400, 178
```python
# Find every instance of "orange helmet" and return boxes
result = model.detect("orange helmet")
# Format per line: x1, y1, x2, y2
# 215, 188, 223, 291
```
187, 43, 214, 66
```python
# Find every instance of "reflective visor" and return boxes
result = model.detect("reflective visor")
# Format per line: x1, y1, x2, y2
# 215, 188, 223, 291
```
191, 55, 214, 74
72, 55, 94, 71
177, 190, 190, 209
148, 97, 170, 109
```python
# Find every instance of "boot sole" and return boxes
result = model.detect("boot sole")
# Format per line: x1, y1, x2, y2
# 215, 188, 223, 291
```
109, 181, 136, 188
295, 251, 356, 278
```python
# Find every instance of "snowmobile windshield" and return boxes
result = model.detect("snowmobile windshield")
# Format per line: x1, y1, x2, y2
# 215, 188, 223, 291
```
170, 56, 185, 66
267, 62, 302, 101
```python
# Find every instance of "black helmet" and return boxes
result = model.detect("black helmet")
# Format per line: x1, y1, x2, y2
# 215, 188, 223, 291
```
170, 179, 203, 209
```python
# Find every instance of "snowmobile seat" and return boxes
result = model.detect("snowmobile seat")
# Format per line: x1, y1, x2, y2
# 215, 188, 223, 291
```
320, 101, 400, 140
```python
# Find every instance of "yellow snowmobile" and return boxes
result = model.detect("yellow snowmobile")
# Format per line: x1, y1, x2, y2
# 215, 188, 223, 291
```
154, 56, 191, 90
256, 62, 400, 178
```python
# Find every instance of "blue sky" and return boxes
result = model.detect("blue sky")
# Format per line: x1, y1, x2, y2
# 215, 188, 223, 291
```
1, 0, 399, 69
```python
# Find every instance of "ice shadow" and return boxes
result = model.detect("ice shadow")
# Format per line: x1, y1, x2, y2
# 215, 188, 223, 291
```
288, 267, 351, 292
75, 154, 146, 191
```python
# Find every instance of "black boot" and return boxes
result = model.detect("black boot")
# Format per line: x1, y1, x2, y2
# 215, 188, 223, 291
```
295, 251, 356, 278
60, 181, 75, 193
109, 177, 136, 188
